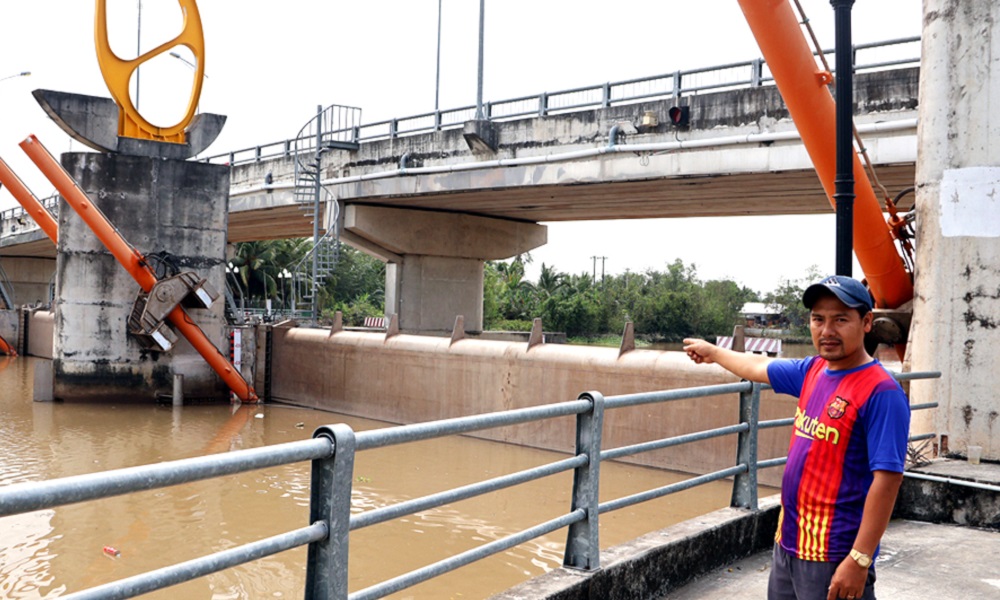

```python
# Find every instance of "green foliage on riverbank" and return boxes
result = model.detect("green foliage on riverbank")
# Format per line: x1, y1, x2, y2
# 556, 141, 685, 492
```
484, 256, 760, 340
232, 240, 813, 337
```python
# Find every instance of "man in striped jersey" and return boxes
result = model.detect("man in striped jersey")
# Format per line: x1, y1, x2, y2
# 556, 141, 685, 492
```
683, 275, 909, 600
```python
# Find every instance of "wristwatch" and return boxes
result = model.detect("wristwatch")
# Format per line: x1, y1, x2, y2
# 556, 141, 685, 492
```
849, 548, 872, 568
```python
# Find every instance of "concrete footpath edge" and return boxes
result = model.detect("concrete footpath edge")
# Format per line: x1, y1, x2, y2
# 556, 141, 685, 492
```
490, 496, 781, 600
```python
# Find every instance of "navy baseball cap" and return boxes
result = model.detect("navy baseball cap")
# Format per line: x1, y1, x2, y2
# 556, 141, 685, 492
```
802, 275, 874, 312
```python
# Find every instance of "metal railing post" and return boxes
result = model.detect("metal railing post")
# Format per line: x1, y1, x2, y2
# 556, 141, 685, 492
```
731, 382, 761, 510
673, 70, 682, 99
538, 92, 548, 117
306, 424, 356, 600
563, 391, 604, 571
752, 58, 764, 87
601, 82, 611, 107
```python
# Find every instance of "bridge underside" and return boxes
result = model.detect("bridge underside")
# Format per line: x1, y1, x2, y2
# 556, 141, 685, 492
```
225, 162, 915, 243
1, 163, 916, 257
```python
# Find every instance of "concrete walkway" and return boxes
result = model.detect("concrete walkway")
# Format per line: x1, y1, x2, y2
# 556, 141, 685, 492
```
666, 519, 1000, 598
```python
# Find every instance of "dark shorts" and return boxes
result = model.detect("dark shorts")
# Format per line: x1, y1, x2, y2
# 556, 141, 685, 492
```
768, 544, 876, 600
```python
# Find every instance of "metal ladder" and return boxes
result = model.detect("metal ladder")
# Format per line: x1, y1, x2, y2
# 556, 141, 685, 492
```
289, 104, 360, 322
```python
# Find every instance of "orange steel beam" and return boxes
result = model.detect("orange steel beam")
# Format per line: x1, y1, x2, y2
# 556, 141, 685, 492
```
0, 158, 59, 244
19, 135, 257, 402
736, 0, 913, 311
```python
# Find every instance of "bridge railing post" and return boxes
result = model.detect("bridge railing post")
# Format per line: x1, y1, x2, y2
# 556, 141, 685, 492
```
601, 82, 611, 107
563, 391, 605, 572
306, 424, 356, 600
672, 70, 682, 100
538, 92, 548, 117
390, 119, 398, 139
751, 58, 764, 87
731, 382, 761, 510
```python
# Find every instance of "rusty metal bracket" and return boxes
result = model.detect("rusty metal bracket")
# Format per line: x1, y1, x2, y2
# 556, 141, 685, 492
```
127, 272, 218, 351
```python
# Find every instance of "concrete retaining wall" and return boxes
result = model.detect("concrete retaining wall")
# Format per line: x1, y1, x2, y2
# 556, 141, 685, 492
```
269, 326, 795, 486
894, 460, 1000, 529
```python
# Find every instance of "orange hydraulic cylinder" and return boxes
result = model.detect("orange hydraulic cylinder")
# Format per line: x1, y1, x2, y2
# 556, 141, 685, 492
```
0, 334, 15, 356
19, 135, 257, 403
0, 157, 59, 244
736, 0, 913, 310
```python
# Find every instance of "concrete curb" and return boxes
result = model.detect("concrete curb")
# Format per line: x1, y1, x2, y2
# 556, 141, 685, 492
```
490, 496, 780, 600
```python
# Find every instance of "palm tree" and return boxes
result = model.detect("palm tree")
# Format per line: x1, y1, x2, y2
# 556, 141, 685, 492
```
535, 263, 566, 301
231, 241, 283, 305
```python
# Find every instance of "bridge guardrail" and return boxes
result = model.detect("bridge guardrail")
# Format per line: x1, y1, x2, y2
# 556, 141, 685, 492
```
0, 368, 940, 599
0, 194, 59, 239
202, 36, 919, 167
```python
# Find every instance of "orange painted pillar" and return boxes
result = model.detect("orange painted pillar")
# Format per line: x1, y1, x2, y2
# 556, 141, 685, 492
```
19, 135, 257, 403
0, 158, 58, 244
736, 0, 913, 310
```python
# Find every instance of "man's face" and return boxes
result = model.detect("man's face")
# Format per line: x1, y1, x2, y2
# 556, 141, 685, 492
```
809, 294, 873, 368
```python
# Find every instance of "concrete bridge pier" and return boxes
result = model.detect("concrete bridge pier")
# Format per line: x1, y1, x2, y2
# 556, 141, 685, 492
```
53, 152, 230, 402
342, 205, 546, 332
910, 0, 1000, 460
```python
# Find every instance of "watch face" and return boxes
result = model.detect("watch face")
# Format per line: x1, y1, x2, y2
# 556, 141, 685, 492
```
852, 550, 872, 567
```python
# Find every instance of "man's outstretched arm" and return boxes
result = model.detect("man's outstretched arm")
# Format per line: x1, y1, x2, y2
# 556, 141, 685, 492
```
682, 338, 772, 384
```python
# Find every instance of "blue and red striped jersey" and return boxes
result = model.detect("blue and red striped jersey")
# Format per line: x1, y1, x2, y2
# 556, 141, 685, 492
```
767, 357, 910, 562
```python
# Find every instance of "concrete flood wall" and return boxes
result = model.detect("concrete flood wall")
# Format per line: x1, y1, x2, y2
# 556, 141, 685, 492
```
268, 326, 796, 487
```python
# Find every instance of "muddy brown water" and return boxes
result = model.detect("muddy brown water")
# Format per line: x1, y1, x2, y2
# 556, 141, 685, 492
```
0, 356, 776, 599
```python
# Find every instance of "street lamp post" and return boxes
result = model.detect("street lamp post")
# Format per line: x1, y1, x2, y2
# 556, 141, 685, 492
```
277, 268, 291, 313
0, 71, 31, 84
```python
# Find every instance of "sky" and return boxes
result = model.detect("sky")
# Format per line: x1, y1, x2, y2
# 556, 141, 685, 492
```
0, 0, 923, 295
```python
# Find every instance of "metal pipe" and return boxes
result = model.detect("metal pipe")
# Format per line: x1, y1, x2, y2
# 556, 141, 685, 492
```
599, 465, 746, 514
352, 399, 591, 450
0, 437, 332, 517
474, 0, 485, 120
903, 471, 1000, 494
435, 0, 442, 114
351, 510, 586, 600
0, 157, 59, 243
831, 0, 855, 276
18, 135, 259, 403
351, 454, 587, 530
601, 423, 748, 461
63, 523, 328, 600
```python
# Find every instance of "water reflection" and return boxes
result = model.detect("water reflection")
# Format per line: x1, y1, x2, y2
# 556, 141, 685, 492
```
0, 357, 767, 599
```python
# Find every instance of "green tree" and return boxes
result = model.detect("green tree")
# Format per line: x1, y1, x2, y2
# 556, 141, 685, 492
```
765, 266, 821, 335
231, 240, 284, 305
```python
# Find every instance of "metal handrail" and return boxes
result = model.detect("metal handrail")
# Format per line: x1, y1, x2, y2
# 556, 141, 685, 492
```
0, 368, 941, 599
0, 194, 58, 236
201, 36, 919, 165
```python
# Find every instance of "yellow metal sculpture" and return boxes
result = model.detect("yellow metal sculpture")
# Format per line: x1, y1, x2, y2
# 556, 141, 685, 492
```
95, 0, 205, 144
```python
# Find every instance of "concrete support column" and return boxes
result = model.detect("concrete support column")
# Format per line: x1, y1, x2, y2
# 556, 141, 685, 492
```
344, 205, 545, 332
909, 0, 1000, 459
53, 153, 230, 401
